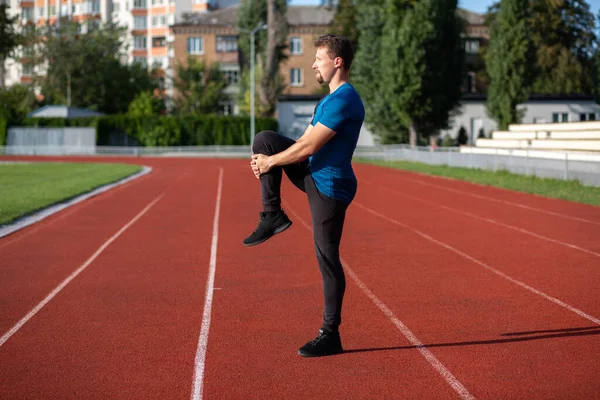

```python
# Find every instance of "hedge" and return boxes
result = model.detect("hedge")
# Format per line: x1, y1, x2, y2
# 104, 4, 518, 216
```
1, 115, 278, 146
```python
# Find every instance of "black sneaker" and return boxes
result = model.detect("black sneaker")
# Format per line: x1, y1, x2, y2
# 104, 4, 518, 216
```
298, 329, 343, 357
243, 210, 292, 246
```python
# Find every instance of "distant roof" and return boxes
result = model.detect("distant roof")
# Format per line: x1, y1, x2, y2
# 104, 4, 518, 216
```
457, 8, 486, 25
287, 6, 334, 26
27, 105, 105, 119
175, 5, 334, 28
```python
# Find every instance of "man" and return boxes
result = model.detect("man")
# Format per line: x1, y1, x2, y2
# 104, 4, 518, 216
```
243, 34, 365, 357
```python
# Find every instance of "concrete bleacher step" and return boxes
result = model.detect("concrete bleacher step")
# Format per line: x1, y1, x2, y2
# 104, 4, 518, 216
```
492, 130, 600, 140
476, 138, 600, 151
508, 121, 600, 132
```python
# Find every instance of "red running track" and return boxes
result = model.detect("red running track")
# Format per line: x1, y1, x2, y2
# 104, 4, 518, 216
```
0, 156, 599, 399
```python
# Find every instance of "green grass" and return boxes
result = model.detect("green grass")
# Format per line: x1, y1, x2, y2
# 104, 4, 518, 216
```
0, 162, 143, 225
356, 159, 600, 207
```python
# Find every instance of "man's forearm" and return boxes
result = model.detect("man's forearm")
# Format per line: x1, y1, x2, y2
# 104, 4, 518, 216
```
269, 140, 314, 168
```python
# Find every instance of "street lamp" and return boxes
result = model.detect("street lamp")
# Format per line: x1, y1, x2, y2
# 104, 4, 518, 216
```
235, 22, 268, 148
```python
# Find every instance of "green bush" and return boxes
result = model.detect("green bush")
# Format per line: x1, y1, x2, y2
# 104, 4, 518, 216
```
13, 115, 278, 146
0, 116, 7, 146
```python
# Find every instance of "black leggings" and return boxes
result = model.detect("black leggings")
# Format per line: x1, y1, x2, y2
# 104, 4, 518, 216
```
253, 130, 348, 333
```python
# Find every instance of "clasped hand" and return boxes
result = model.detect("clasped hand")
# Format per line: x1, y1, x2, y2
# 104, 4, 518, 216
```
250, 153, 271, 179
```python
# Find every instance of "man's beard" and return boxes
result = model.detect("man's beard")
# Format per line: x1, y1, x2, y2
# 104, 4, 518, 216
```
316, 71, 324, 84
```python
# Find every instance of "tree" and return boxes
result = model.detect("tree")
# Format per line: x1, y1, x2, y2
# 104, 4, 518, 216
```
40, 21, 160, 114
530, 0, 596, 94
353, 0, 407, 143
330, 0, 360, 49
379, 0, 465, 146
128, 91, 166, 117
486, 0, 534, 130
456, 125, 468, 145
173, 57, 228, 115
483, 0, 597, 95
236, 0, 288, 117
0, 4, 22, 90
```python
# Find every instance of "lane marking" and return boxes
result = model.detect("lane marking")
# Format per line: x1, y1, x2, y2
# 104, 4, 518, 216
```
283, 200, 476, 400
365, 182, 600, 258
0, 192, 166, 348
360, 170, 600, 226
354, 201, 600, 326
191, 167, 223, 400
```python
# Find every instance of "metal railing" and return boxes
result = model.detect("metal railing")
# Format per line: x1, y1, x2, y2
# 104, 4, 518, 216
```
1, 144, 599, 187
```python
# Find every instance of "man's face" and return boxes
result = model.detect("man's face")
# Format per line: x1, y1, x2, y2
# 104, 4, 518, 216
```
312, 47, 339, 84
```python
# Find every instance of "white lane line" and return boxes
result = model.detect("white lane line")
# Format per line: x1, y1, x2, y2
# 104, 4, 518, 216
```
361, 170, 600, 226
282, 200, 476, 400
0, 191, 166, 348
354, 201, 600, 326
191, 167, 223, 400
366, 183, 600, 258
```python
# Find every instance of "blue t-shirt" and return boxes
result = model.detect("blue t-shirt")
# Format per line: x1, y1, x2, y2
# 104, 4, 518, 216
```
310, 83, 365, 204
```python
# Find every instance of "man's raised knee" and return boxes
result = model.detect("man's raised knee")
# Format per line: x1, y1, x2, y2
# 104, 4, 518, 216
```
252, 130, 278, 153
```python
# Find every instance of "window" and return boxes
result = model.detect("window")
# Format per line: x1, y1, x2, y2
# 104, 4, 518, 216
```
91, 1, 100, 13
152, 36, 166, 48
49, 5, 56, 16
111, 2, 120, 12
465, 39, 479, 54
21, 7, 34, 20
151, 15, 166, 27
216, 35, 238, 52
290, 68, 302, 86
22, 64, 34, 76
37, 7, 44, 18
60, 4, 68, 15
552, 112, 568, 123
580, 113, 596, 121
134, 16, 146, 29
151, 0, 164, 5
133, 36, 147, 49
290, 37, 302, 55
133, 0, 146, 8
220, 101, 235, 116
222, 70, 239, 85
133, 56, 147, 67
22, 46, 35, 58
187, 37, 203, 54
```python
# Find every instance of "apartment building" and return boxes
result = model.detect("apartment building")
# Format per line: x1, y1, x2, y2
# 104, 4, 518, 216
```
458, 8, 489, 93
171, 5, 334, 114
2, 0, 233, 87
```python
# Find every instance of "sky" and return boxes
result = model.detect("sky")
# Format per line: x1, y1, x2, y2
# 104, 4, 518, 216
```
287, 0, 600, 17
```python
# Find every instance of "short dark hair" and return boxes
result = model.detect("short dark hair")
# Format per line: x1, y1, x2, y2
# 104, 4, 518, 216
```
313, 34, 354, 70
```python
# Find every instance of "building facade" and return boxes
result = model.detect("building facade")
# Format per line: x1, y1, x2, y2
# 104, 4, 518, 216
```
2, 0, 228, 87
170, 4, 334, 115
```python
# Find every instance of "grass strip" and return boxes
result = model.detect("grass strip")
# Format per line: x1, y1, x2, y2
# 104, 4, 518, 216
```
0, 162, 143, 225
356, 159, 600, 207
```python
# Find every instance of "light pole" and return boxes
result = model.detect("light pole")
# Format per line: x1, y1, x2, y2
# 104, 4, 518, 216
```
236, 22, 267, 148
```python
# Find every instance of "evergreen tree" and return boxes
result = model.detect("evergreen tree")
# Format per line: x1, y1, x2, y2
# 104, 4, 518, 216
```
486, 0, 534, 130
